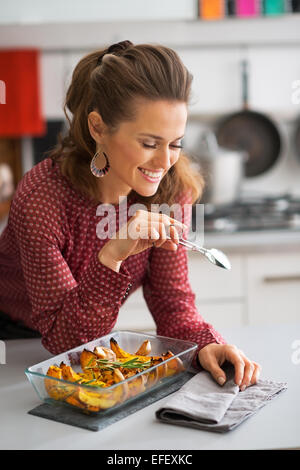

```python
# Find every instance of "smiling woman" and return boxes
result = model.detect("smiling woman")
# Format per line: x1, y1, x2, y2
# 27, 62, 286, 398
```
0, 41, 261, 390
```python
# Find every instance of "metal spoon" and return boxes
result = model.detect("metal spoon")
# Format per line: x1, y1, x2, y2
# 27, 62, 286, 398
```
177, 237, 231, 270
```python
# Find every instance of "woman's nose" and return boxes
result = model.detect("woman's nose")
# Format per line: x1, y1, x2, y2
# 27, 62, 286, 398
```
156, 146, 172, 170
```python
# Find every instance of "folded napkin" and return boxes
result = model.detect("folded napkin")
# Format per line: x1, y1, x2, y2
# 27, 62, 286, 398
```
156, 365, 287, 433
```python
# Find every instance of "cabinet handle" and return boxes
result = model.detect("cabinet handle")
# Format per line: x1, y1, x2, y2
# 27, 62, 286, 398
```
263, 274, 300, 283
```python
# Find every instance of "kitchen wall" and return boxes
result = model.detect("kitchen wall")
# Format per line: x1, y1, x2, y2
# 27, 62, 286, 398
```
3, 12, 298, 197
1, 3, 300, 199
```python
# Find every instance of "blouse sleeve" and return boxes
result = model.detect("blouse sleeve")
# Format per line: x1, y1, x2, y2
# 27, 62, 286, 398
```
142, 191, 227, 370
11, 191, 133, 355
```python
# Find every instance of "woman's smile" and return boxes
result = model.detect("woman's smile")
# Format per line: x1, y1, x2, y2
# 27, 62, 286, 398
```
138, 167, 164, 183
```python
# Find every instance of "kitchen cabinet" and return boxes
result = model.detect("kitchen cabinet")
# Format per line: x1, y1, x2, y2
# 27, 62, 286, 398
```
113, 243, 300, 332
195, 300, 245, 330
246, 251, 300, 325
188, 251, 246, 330
187, 252, 245, 301
113, 286, 155, 332
113, 251, 246, 332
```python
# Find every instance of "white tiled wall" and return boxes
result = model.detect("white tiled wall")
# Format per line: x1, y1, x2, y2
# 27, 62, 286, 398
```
40, 53, 66, 120
41, 46, 300, 118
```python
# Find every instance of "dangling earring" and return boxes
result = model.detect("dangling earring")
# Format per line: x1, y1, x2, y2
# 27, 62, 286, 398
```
90, 150, 110, 177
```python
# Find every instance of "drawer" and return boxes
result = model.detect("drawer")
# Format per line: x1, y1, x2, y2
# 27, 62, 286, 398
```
113, 305, 156, 331
114, 287, 156, 331
246, 252, 300, 325
122, 286, 144, 306
188, 252, 245, 301
196, 300, 245, 331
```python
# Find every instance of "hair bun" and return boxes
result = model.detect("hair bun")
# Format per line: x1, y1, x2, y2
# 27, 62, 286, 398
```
107, 40, 133, 54
96, 40, 133, 66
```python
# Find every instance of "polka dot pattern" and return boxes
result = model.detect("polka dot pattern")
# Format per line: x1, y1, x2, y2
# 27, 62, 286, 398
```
0, 158, 226, 365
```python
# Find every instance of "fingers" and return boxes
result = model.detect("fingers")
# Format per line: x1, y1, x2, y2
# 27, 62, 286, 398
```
155, 223, 180, 250
238, 353, 262, 390
249, 361, 262, 385
131, 210, 186, 248
197, 344, 227, 385
223, 345, 244, 387
209, 359, 227, 386
225, 346, 262, 390
198, 343, 262, 392
156, 214, 186, 250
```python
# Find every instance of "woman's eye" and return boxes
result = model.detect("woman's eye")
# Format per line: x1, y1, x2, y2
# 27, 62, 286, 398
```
143, 143, 156, 149
142, 143, 183, 149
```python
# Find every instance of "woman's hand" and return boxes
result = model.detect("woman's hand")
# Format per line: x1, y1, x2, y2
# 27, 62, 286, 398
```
98, 209, 186, 272
198, 343, 262, 391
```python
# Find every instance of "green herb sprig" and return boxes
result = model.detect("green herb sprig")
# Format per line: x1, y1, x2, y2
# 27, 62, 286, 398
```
87, 357, 152, 371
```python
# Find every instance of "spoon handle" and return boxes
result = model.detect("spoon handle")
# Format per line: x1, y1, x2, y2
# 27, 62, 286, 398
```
177, 237, 206, 254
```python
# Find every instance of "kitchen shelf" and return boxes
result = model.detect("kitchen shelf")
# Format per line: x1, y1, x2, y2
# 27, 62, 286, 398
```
1, 15, 300, 51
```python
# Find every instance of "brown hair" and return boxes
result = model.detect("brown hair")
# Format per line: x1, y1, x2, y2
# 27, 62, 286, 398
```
49, 41, 204, 207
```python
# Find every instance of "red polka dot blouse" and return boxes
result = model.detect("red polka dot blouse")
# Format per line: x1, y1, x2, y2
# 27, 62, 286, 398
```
0, 158, 226, 367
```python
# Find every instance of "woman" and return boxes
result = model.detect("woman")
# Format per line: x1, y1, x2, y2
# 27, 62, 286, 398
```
0, 41, 260, 390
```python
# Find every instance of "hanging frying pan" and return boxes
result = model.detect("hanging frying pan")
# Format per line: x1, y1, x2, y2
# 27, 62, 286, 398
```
294, 114, 300, 161
215, 60, 282, 177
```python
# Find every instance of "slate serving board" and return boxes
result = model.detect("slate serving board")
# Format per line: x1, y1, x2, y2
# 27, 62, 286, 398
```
28, 371, 195, 432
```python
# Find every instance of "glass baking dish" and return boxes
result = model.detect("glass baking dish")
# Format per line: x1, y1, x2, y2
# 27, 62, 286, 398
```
25, 330, 197, 415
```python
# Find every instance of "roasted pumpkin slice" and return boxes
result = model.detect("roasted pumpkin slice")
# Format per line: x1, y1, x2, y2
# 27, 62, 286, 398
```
80, 349, 98, 370
60, 362, 83, 383
128, 374, 147, 397
135, 340, 151, 356
162, 351, 185, 376
44, 365, 74, 401
110, 338, 155, 364
110, 338, 134, 360
145, 367, 159, 388
65, 395, 86, 409
77, 387, 120, 410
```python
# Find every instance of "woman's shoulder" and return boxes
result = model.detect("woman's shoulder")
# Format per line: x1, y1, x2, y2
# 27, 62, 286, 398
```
9, 158, 72, 222
12, 158, 82, 211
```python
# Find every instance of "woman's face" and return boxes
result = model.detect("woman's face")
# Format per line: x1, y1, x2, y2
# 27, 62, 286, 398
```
88, 99, 187, 203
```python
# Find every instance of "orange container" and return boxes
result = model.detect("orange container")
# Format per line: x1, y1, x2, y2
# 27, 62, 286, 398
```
199, 0, 225, 20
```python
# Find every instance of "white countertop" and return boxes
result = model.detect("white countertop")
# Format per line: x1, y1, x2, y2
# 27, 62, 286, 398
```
0, 321, 299, 450
203, 229, 300, 253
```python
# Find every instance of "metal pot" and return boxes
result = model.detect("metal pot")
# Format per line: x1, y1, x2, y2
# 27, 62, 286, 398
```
198, 129, 248, 206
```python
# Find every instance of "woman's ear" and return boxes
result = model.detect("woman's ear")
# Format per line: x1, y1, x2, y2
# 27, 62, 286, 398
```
87, 111, 105, 143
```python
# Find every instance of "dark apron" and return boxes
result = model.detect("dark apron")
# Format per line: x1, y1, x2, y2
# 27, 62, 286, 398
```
0, 310, 41, 339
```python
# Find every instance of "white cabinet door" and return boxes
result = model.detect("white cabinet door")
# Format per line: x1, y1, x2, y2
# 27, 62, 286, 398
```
247, 252, 300, 325
114, 291, 245, 333
188, 252, 245, 302
196, 300, 245, 331
113, 287, 156, 332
